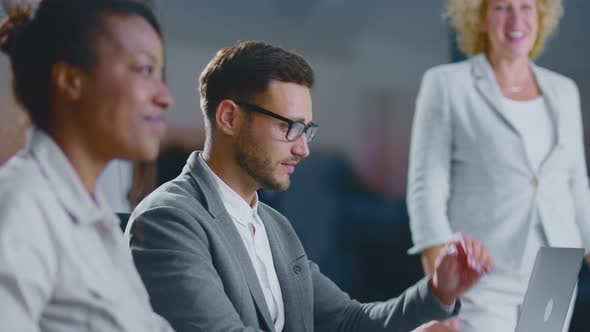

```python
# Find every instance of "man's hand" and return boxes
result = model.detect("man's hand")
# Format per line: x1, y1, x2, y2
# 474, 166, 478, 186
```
411, 320, 459, 332
430, 233, 493, 305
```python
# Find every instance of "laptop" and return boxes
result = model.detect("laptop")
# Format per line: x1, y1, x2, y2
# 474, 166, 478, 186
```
515, 247, 584, 332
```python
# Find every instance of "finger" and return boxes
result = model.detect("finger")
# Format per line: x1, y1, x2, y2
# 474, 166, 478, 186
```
453, 239, 467, 267
423, 320, 444, 331
463, 234, 474, 258
440, 243, 462, 272
456, 233, 473, 259
433, 321, 459, 332
463, 235, 491, 274
472, 245, 488, 271
470, 239, 483, 261
467, 240, 486, 273
483, 249, 494, 272
435, 252, 455, 277
476, 242, 491, 266
443, 317, 460, 329
470, 240, 494, 274
411, 320, 438, 332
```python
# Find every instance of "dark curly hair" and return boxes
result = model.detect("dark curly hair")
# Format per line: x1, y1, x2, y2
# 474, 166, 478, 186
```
0, 0, 162, 130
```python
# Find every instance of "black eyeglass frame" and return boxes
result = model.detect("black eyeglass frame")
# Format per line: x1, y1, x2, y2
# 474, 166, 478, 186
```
234, 100, 319, 143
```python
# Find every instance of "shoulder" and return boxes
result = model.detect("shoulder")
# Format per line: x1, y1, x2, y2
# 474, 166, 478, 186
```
127, 172, 214, 240
422, 58, 471, 82
258, 201, 303, 246
258, 202, 290, 227
534, 64, 578, 93
0, 154, 58, 222
534, 64, 574, 85
0, 154, 62, 269
137, 170, 211, 217
149, 176, 193, 204
418, 59, 472, 98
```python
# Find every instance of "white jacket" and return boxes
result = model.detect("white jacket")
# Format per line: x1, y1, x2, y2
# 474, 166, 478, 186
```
407, 54, 590, 266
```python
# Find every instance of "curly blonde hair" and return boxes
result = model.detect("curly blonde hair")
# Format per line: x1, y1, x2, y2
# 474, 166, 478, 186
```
446, 0, 563, 59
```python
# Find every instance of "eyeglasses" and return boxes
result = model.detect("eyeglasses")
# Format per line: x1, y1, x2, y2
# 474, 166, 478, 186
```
235, 100, 319, 144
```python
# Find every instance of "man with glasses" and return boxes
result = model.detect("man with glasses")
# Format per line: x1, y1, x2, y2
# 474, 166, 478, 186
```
125, 41, 492, 332
234, 100, 319, 144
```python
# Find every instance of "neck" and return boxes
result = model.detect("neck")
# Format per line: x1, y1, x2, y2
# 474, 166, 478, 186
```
203, 139, 258, 206
486, 52, 532, 87
47, 119, 109, 195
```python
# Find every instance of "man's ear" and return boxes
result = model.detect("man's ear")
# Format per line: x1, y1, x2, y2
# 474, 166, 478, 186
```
51, 61, 84, 101
216, 99, 244, 137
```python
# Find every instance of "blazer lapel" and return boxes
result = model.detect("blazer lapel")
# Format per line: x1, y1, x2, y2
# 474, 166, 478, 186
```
217, 213, 276, 332
187, 152, 276, 332
472, 54, 521, 136
531, 63, 562, 169
259, 208, 308, 332
471, 54, 563, 174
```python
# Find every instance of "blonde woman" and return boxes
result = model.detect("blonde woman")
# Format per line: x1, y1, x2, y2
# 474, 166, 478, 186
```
407, 0, 588, 331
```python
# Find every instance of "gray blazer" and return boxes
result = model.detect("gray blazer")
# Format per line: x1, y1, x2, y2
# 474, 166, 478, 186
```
408, 54, 590, 265
125, 152, 458, 332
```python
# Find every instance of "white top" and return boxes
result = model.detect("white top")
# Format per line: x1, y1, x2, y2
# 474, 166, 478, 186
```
501, 96, 555, 171
0, 129, 173, 332
200, 155, 285, 331
459, 97, 555, 331
499, 96, 554, 277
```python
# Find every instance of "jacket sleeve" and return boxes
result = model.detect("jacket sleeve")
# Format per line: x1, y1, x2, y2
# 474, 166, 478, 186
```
128, 203, 267, 332
311, 261, 459, 331
567, 80, 590, 254
407, 68, 455, 254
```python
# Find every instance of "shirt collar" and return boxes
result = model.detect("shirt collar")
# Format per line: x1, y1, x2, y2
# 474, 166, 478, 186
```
197, 153, 259, 226
28, 128, 118, 227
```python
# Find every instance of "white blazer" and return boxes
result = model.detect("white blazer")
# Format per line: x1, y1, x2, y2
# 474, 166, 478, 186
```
407, 54, 590, 266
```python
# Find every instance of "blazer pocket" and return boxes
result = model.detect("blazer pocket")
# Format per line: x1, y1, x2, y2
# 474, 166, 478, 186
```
290, 254, 308, 279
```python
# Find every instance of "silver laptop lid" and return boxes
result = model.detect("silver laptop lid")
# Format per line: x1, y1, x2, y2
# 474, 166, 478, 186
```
515, 247, 584, 332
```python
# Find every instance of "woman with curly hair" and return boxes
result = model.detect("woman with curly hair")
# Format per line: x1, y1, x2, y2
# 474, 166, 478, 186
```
407, 0, 586, 330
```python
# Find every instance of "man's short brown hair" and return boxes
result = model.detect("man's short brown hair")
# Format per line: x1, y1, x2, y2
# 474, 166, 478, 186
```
199, 41, 314, 128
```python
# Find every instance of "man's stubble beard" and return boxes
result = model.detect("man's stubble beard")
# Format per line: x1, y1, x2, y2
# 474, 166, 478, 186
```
234, 124, 291, 192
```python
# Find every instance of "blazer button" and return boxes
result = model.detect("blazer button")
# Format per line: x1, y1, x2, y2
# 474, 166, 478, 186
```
531, 178, 539, 187
293, 265, 302, 274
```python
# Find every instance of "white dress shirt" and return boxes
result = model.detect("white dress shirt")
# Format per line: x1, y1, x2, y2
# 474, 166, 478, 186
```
0, 129, 173, 332
200, 155, 285, 331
